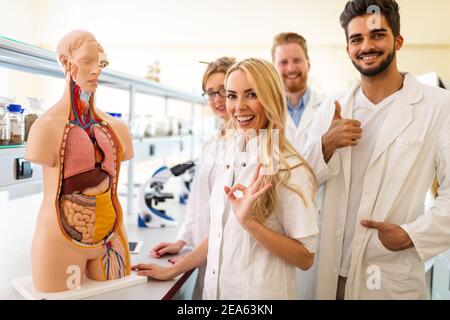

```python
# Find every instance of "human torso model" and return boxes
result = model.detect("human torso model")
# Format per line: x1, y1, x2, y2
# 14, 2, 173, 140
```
25, 30, 134, 292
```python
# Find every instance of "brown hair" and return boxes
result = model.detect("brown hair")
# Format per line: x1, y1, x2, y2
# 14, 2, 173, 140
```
271, 32, 309, 61
202, 57, 236, 92
340, 0, 401, 39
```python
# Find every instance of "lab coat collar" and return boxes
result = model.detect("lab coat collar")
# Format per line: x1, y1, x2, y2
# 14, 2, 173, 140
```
286, 89, 322, 131
368, 72, 424, 167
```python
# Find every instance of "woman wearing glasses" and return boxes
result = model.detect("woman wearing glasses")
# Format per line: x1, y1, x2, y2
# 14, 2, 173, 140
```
150, 57, 235, 299
135, 58, 318, 299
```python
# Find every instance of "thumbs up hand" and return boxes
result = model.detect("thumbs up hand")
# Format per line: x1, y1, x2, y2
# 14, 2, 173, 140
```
322, 101, 363, 163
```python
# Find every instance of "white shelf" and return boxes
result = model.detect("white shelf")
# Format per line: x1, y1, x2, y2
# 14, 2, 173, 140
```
0, 146, 43, 192
132, 135, 203, 162
0, 36, 204, 103
0, 36, 206, 211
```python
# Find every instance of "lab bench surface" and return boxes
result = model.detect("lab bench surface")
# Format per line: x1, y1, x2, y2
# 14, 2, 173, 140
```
0, 192, 195, 300
86, 223, 195, 300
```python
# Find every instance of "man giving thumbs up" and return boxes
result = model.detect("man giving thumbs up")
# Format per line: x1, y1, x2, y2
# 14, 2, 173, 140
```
321, 101, 362, 162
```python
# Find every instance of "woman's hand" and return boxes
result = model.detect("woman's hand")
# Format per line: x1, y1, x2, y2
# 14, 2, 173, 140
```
224, 163, 272, 230
168, 256, 184, 265
151, 240, 186, 258
131, 263, 178, 280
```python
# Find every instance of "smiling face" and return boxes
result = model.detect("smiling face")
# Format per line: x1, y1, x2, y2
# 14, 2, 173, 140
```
273, 43, 310, 94
347, 14, 403, 77
226, 69, 268, 133
204, 72, 229, 120
69, 40, 102, 93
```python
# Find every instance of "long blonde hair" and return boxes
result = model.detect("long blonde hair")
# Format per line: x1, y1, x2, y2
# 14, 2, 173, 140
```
225, 58, 317, 223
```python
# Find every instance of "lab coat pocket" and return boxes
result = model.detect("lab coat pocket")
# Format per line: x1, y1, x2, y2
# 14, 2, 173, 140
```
372, 231, 395, 255
364, 231, 411, 279
386, 138, 425, 180
365, 230, 394, 260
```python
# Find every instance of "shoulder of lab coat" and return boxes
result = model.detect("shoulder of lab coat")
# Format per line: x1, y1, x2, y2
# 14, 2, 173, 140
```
301, 88, 356, 185
309, 89, 327, 108
287, 89, 327, 129
177, 134, 220, 246
276, 158, 320, 251
400, 84, 450, 262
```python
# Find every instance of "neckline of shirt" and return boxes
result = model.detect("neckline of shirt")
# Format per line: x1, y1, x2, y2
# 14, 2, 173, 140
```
355, 85, 403, 111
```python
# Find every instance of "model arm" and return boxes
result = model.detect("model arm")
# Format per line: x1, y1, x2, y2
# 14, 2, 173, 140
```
24, 115, 60, 167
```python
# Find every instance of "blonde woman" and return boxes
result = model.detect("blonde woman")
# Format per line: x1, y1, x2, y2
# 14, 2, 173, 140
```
150, 57, 235, 298
133, 58, 319, 299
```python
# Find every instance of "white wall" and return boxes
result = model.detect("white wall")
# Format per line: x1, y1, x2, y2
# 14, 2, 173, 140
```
0, 0, 39, 101
1, 0, 449, 110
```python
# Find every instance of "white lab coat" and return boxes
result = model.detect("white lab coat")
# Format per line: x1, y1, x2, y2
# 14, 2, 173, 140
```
203, 137, 319, 299
285, 89, 326, 300
176, 133, 221, 299
177, 135, 220, 247
286, 89, 327, 154
303, 73, 450, 299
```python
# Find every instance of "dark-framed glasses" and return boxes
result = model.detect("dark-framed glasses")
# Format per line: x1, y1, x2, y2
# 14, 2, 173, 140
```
202, 88, 226, 100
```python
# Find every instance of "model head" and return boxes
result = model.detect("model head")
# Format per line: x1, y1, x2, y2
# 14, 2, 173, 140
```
271, 32, 310, 94
202, 57, 236, 120
57, 30, 109, 93
340, 0, 403, 77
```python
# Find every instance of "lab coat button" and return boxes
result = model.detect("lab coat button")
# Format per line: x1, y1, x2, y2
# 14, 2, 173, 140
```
242, 162, 246, 167
212, 269, 216, 275
332, 267, 338, 273
336, 230, 342, 237
226, 165, 230, 169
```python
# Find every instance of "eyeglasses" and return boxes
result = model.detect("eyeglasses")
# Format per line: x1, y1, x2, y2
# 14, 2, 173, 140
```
202, 88, 226, 100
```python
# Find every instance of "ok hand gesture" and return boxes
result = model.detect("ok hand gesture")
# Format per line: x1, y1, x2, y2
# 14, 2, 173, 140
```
224, 164, 272, 230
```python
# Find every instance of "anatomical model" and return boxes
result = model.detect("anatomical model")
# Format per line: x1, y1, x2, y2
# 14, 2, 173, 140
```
25, 30, 134, 292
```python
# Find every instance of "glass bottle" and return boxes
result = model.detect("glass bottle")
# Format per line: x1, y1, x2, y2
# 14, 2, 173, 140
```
8, 104, 25, 145
0, 97, 12, 146
24, 97, 45, 142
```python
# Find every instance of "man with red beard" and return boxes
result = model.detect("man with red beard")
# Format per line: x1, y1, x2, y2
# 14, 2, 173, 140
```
272, 32, 326, 300
272, 32, 326, 153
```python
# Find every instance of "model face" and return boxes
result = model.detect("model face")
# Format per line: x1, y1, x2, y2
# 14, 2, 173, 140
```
204, 72, 229, 120
226, 70, 268, 134
273, 43, 310, 94
70, 41, 102, 93
346, 14, 403, 77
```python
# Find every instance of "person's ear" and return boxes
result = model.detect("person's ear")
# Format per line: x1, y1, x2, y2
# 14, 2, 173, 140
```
395, 35, 404, 51
59, 55, 71, 75
69, 62, 78, 79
